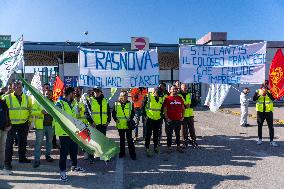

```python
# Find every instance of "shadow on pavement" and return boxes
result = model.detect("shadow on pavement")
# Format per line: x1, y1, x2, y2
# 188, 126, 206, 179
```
123, 134, 284, 189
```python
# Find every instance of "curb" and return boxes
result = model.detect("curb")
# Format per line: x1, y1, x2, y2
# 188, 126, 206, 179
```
219, 109, 284, 125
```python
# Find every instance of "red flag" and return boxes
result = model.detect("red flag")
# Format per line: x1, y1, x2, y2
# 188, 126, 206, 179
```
52, 76, 64, 102
269, 49, 284, 99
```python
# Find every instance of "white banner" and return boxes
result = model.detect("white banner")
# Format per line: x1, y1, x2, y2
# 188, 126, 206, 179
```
0, 36, 24, 87
27, 72, 42, 96
78, 48, 159, 88
204, 84, 231, 112
179, 42, 267, 84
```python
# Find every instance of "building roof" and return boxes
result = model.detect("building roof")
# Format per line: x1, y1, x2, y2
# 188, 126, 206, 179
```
23, 41, 179, 52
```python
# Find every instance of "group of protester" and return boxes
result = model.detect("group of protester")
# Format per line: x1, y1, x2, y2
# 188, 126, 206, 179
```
0, 80, 199, 181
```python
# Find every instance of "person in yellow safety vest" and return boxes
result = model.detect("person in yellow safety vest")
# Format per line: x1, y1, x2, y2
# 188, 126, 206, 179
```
158, 82, 169, 145
73, 87, 91, 162
178, 83, 199, 148
32, 89, 54, 168
42, 83, 59, 149
130, 87, 147, 142
112, 91, 136, 160
72, 87, 88, 125
55, 87, 85, 182
253, 84, 278, 147
143, 87, 164, 157
3, 80, 32, 171
85, 87, 111, 164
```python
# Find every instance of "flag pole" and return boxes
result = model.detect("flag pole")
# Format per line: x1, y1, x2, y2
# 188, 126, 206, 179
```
22, 35, 26, 79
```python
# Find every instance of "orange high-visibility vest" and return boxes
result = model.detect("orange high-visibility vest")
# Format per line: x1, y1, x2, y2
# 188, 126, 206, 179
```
131, 88, 147, 108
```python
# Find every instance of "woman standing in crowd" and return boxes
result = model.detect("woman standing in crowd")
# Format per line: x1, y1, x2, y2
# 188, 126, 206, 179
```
112, 91, 137, 160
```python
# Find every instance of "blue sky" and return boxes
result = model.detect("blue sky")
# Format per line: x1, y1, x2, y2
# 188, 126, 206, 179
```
1, 0, 284, 43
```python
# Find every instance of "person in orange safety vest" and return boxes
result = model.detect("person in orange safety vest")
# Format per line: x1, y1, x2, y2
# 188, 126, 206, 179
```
130, 87, 148, 142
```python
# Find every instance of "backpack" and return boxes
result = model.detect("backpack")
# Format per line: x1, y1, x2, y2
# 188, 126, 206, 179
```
0, 100, 9, 130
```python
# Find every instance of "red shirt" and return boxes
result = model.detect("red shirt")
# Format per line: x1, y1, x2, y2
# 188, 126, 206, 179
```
164, 95, 184, 121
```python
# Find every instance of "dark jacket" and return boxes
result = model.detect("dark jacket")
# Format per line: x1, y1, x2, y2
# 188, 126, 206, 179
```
112, 100, 135, 122
0, 99, 11, 131
85, 95, 111, 125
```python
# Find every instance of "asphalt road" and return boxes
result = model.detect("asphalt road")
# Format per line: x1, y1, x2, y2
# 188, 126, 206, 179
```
1, 107, 284, 189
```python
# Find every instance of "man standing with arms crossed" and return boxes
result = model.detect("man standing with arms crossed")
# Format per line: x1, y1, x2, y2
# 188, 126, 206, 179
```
178, 83, 199, 148
164, 85, 185, 153
143, 87, 164, 157
4, 81, 32, 170
85, 87, 111, 163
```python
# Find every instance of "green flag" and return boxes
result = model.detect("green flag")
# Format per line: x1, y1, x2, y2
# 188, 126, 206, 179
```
19, 76, 119, 161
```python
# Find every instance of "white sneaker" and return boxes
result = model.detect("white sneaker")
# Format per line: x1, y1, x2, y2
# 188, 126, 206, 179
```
257, 139, 262, 145
270, 141, 278, 147
0, 169, 13, 175
60, 171, 68, 182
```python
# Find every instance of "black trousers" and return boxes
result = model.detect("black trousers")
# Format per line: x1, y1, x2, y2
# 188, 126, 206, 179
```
181, 117, 196, 142
257, 111, 274, 141
59, 136, 78, 172
52, 134, 57, 146
166, 120, 181, 147
118, 129, 136, 158
5, 122, 29, 164
145, 118, 161, 149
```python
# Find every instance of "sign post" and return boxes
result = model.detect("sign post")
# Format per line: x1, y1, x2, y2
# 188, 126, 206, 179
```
0, 35, 11, 48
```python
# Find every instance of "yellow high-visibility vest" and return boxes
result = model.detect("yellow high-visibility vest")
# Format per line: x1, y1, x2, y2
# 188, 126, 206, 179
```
146, 93, 163, 120
4, 93, 31, 124
31, 100, 45, 129
115, 102, 131, 129
72, 99, 88, 124
89, 97, 108, 125
54, 100, 74, 136
256, 90, 274, 112
178, 93, 193, 117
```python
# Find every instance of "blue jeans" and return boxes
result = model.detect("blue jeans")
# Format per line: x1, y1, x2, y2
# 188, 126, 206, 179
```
34, 126, 54, 161
134, 108, 146, 138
